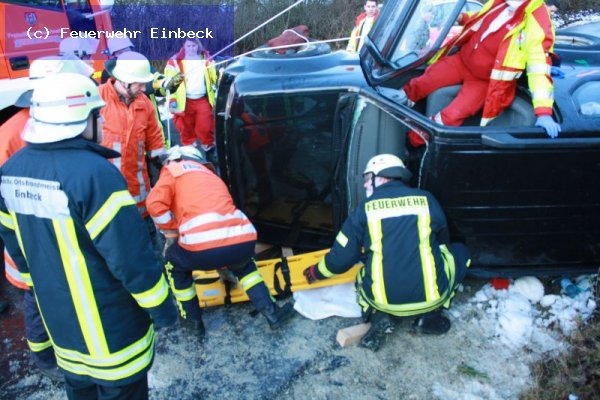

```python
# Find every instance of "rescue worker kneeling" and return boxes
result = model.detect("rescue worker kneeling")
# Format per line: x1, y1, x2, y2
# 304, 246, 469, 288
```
303, 154, 470, 351
147, 146, 296, 337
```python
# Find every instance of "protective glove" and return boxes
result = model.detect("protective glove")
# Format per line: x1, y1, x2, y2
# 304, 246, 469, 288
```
550, 66, 565, 79
161, 73, 184, 92
303, 264, 320, 284
535, 115, 561, 139
217, 267, 238, 288
162, 231, 178, 258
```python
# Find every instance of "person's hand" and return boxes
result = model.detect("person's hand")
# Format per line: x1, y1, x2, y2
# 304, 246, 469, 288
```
550, 66, 565, 79
162, 73, 183, 92
535, 115, 561, 138
303, 264, 319, 284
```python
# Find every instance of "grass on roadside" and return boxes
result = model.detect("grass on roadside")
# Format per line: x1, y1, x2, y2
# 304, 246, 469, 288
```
521, 272, 599, 400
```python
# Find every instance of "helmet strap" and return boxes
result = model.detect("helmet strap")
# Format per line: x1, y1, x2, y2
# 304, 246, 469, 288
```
92, 118, 98, 142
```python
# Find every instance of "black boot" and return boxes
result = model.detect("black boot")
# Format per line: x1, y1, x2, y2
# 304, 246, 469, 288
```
182, 318, 206, 340
360, 312, 394, 352
412, 310, 451, 335
261, 302, 295, 330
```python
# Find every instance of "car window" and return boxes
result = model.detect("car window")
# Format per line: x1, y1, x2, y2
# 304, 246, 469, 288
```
233, 91, 341, 237
576, 81, 600, 116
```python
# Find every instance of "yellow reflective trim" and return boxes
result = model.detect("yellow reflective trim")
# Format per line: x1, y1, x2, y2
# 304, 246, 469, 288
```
367, 219, 387, 305
56, 332, 154, 381
11, 210, 30, 269
131, 275, 170, 308
21, 272, 33, 286
54, 217, 109, 357
317, 258, 334, 278
53, 326, 154, 369
335, 231, 348, 247
240, 270, 264, 291
417, 213, 439, 302
0, 210, 14, 229
172, 284, 197, 302
86, 191, 136, 240
28, 339, 52, 352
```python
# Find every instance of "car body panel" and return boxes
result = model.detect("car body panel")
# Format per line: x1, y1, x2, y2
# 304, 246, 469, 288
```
215, 1, 600, 276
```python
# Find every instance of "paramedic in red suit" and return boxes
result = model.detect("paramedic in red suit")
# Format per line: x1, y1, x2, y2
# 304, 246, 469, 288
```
403, 0, 561, 146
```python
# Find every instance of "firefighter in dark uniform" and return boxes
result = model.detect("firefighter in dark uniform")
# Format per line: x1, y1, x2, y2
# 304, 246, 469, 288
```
304, 154, 470, 351
0, 73, 177, 399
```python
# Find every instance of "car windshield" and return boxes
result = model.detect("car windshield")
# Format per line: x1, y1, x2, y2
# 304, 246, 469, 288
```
389, 1, 465, 65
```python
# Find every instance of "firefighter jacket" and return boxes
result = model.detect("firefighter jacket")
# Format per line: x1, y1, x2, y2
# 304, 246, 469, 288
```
147, 160, 257, 252
346, 11, 379, 53
164, 53, 217, 113
313, 180, 459, 316
0, 137, 175, 385
99, 79, 166, 217
430, 0, 555, 125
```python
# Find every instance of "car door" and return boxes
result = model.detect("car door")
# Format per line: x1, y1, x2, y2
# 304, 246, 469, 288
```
352, 0, 600, 274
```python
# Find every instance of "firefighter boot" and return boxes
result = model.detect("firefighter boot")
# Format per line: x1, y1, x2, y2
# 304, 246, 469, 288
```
182, 317, 206, 341
412, 310, 451, 335
260, 302, 295, 330
360, 312, 395, 352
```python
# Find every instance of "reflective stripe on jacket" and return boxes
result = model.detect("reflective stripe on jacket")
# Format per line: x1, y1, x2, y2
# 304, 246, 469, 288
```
147, 160, 257, 252
314, 180, 456, 316
4, 249, 29, 290
0, 138, 173, 385
430, 0, 555, 124
99, 79, 166, 217
164, 55, 217, 113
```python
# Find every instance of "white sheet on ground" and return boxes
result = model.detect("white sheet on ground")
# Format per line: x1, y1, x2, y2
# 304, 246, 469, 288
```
293, 283, 362, 320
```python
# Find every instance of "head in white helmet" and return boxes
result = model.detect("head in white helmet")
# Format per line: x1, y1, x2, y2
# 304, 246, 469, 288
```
166, 145, 205, 164
14, 56, 94, 108
363, 154, 412, 197
109, 51, 154, 100
59, 37, 98, 63
106, 37, 134, 58
23, 73, 106, 144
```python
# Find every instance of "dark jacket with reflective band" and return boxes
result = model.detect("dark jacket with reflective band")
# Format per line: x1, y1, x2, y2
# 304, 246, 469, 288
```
0, 138, 173, 385
316, 180, 456, 316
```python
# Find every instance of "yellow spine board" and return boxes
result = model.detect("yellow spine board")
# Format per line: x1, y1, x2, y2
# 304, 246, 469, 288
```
193, 249, 360, 308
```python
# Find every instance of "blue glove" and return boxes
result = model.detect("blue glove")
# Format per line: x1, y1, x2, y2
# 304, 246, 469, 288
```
550, 66, 565, 79
535, 115, 561, 138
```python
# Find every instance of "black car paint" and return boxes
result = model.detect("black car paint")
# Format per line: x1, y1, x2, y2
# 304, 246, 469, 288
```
215, 1, 600, 277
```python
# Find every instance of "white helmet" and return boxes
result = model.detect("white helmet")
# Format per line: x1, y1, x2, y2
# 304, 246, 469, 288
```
107, 37, 134, 56
14, 56, 94, 107
364, 154, 412, 182
23, 73, 105, 144
59, 37, 99, 58
166, 145, 204, 162
110, 51, 154, 83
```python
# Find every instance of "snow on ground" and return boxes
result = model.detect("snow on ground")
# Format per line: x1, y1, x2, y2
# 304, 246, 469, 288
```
1, 275, 596, 399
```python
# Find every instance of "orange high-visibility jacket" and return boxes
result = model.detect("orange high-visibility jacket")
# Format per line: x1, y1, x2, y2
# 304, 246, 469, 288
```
99, 79, 166, 216
147, 160, 257, 252
0, 108, 28, 289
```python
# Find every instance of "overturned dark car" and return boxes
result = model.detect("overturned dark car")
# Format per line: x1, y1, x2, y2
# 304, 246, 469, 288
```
214, 0, 600, 277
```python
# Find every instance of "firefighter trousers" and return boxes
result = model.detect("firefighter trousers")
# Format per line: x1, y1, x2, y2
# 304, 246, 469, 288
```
165, 240, 273, 321
404, 54, 489, 126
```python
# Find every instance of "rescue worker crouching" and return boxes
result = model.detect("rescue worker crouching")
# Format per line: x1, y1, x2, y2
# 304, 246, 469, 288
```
303, 154, 470, 351
147, 145, 296, 338
0, 73, 177, 398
